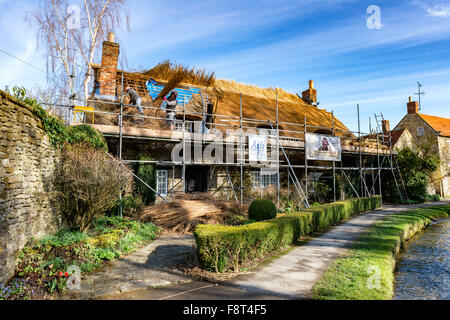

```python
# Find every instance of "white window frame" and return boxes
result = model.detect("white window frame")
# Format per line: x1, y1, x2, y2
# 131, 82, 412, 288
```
252, 171, 278, 190
417, 127, 425, 137
156, 170, 168, 196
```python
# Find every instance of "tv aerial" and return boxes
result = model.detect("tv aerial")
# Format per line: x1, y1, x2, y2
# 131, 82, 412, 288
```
414, 82, 425, 111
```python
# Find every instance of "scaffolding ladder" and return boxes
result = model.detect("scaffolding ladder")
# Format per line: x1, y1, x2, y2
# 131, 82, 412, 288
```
374, 113, 410, 203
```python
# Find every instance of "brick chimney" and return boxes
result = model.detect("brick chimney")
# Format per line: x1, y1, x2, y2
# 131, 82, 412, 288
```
98, 32, 120, 99
407, 97, 418, 114
382, 120, 390, 134
302, 80, 317, 104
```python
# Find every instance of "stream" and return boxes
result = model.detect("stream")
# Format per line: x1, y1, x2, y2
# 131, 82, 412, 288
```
394, 218, 449, 300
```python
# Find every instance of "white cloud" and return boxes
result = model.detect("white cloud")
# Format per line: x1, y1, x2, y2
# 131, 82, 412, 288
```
413, 0, 450, 17
427, 4, 450, 17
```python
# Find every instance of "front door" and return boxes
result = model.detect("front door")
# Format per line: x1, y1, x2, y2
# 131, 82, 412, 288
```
185, 166, 208, 193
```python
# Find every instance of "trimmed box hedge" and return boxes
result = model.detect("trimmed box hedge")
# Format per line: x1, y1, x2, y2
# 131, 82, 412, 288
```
194, 196, 381, 272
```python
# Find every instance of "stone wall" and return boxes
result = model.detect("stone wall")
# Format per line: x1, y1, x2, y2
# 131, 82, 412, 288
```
0, 90, 62, 284
437, 136, 450, 196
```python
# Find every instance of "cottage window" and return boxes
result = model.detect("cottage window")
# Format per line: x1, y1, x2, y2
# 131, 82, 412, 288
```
417, 127, 424, 137
174, 121, 191, 132
252, 171, 278, 189
157, 170, 168, 196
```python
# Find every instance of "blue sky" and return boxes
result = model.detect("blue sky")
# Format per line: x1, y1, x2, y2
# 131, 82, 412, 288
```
1, 0, 450, 133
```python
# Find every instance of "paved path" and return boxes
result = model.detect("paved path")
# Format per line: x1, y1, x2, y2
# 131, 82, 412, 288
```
65, 234, 196, 299
102, 200, 449, 300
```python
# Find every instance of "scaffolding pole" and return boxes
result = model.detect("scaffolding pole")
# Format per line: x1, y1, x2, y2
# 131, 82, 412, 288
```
118, 73, 124, 217
332, 111, 336, 202
240, 93, 243, 206
276, 91, 280, 208
183, 96, 186, 194
304, 116, 308, 199
357, 104, 363, 197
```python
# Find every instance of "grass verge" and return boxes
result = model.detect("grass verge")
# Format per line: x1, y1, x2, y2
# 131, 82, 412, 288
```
0, 216, 159, 300
312, 205, 450, 300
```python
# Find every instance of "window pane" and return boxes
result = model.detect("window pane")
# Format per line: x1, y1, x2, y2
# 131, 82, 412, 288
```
157, 170, 168, 195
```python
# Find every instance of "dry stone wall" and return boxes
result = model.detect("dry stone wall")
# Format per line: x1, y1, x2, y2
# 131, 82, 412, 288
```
0, 90, 62, 283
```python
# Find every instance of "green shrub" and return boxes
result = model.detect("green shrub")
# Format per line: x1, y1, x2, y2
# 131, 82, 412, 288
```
386, 147, 441, 202
194, 196, 381, 272
136, 155, 157, 205
248, 199, 277, 221
405, 171, 428, 202
109, 194, 144, 218
426, 194, 441, 202
67, 125, 108, 151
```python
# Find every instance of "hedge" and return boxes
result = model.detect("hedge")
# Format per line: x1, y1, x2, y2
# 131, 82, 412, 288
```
194, 196, 381, 272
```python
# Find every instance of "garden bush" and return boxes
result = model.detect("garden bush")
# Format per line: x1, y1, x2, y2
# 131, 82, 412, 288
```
67, 125, 108, 151
194, 196, 381, 272
248, 199, 277, 221
136, 154, 157, 205
57, 144, 133, 231
426, 194, 441, 202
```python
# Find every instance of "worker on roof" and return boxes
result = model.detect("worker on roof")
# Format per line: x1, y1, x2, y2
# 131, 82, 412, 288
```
164, 91, 178, 131
125, 86, 143, 116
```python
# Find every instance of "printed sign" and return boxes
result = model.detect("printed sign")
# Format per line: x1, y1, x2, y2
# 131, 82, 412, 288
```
249, 135, 268, 162
306, 133, 341, 161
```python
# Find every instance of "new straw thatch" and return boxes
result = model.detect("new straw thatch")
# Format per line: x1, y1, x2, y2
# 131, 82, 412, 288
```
142, 60, 216, 88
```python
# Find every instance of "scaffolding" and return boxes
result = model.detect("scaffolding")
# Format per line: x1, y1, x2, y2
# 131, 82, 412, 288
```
39, 83, 405, 208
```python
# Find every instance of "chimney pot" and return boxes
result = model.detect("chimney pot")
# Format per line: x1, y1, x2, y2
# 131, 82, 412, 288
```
107, 32, 115, 43
309, 80, 314, 89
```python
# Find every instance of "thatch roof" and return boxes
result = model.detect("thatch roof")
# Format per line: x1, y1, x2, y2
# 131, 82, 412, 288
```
92, 61, 352, 137
209, 80, 351, 138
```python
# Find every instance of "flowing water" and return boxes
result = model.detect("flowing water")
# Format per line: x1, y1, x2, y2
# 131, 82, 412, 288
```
394, 218, 450, 300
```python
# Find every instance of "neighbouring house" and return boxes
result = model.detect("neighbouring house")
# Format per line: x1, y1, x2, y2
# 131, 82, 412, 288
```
386, 97, 450, 197
77, 33, 392, 202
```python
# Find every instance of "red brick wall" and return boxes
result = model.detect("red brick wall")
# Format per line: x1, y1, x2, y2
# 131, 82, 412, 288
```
302, 88, 317, 104
407, 101, 418, 114
98, 41, 120, 97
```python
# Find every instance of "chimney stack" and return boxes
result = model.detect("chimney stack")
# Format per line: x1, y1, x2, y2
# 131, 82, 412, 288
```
98, 32, 120, 99
407, 96, 419, 114
382, 120, 390, 134
302, 80, 317, 104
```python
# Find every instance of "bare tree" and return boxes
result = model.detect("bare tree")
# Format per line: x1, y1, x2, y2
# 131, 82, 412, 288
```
28, 0, 130, 102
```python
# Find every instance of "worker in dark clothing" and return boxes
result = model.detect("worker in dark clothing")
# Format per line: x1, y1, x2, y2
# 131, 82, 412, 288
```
163, 91, 178, 131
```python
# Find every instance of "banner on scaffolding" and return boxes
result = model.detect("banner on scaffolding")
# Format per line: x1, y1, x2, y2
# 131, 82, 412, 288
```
248, 134, 268, 162
306, 133, 341, 161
